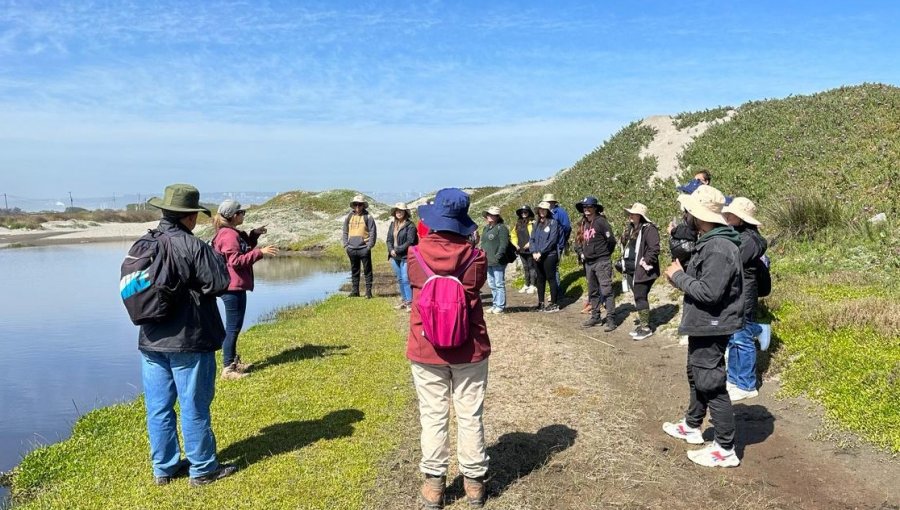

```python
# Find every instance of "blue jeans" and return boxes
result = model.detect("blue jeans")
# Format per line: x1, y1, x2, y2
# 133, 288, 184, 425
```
390, 258, 412, 303
727, 321, 763, 391
221, 291, 247, 367
141, 351, 218, 478
487, 264, 506, 310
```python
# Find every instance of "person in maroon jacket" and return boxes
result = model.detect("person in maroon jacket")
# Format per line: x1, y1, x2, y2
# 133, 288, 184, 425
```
212, 200, 278, 380
409, 188, 490, 509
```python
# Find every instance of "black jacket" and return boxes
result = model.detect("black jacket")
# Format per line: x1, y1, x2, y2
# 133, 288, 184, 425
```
386, 220, 419, 261
579, 215, 616, 261
672, 226, 744, 336
736, 225, 768, 321
139, 219, 230, 353
628, 222, 661, 284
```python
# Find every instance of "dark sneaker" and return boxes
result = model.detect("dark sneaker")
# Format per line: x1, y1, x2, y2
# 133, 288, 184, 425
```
632, 326, 654, 340
463, 476, 487, 507
348, 291, 360, 297
365, 291, 374, 299
543, 303, 560, 313
533, 303, 545, 312
189, 464, 238, 488
582, 315, 604, 328
419, 474, 445, 509
603, 319, 617, 332
154, 458, 190, 486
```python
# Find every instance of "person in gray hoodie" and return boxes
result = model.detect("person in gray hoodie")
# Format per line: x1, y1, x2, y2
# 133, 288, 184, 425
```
342, 194, 378, 298
662, 185, 744, 469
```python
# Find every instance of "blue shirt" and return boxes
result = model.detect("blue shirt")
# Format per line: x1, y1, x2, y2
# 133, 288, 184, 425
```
551, 205, 571, 251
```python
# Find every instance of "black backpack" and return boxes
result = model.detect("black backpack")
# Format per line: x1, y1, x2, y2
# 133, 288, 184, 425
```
756, 254, 772, 298
120, 230, 184, 325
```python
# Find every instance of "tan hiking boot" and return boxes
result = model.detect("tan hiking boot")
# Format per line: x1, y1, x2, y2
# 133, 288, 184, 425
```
221, 365, 248, 380
463, 476, 487, 507
419, 475, 445, 509
233, 356, 253, 373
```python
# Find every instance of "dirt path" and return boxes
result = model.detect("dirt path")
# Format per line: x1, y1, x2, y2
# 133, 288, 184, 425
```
367, 281, 900, 509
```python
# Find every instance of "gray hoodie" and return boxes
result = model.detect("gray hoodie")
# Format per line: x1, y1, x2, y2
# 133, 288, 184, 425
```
672, 226, 744, 336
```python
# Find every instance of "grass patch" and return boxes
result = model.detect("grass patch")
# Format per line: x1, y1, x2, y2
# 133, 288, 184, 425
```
0, 210, 160, 230
9, 296, 412, 509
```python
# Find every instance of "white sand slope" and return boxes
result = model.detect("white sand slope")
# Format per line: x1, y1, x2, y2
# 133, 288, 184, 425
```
639, 111, 736, 185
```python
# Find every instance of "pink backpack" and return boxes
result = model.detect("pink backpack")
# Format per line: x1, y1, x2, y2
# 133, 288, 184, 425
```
410, 246, 480, 349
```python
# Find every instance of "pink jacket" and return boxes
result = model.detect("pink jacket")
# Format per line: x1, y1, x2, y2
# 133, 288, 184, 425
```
212, 227, 263, 291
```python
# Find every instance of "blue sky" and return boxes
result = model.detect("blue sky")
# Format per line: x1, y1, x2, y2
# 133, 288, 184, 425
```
1, 1, 899, 200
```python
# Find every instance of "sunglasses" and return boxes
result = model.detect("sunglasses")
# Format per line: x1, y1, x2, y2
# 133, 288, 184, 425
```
235, 210, 246, 215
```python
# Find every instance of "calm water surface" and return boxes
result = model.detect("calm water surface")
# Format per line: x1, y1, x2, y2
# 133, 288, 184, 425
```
0, 242, 345, 498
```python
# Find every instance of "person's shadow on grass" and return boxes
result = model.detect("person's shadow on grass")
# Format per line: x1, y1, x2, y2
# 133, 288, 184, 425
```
218, 409, 365, 467
445, 424, 578, 504
252, 344, 349, 372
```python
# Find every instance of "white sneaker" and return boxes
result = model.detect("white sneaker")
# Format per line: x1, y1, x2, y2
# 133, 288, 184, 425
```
678, 335, 689, 346
728, 386, 759, 402
686, 442, 740, 468
662, 419, 704, 444
526, 286, 536, 294
518, 286, 528, 294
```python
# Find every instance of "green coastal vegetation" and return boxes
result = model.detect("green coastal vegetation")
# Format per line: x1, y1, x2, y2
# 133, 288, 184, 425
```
6, 83, 899, 508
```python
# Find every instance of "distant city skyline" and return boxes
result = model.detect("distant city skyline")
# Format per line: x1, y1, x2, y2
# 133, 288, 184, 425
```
2, 1, 899, 197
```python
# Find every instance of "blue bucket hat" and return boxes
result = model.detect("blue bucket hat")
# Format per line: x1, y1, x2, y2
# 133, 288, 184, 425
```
417, 188, 477, 236
676, 178, 703, 195
575, 196, 603, 213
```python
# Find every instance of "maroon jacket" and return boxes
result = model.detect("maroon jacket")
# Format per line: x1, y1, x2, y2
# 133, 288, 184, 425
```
212, 227, 262, 292
406, 232, 491, 365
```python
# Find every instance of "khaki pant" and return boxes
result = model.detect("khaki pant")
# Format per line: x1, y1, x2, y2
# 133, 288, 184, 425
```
411, 358, 489, 478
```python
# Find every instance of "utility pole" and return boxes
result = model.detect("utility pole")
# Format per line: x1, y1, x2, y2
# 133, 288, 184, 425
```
68, 191, 74, 209
2, 193, 7, 211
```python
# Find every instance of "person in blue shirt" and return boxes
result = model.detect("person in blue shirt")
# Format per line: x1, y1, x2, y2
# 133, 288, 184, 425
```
542, 193, 571, 253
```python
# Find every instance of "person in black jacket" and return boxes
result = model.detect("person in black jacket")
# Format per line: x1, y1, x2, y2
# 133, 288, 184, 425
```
386, 202, 418, 310
576, 197, 618, 331
662, 185, 744, 469
621, 203, 660, 340
141, 184, 237, 486
342, 194, 378, 298
722, 197, 768, 402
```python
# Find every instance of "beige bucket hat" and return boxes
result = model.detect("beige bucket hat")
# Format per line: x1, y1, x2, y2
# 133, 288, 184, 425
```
624, 202, 652, 223
482, 206, 502, 218
350, 194, 368, 208
389, 202, 410, 216
536, 201, 553, 211
541, 193, 558, 203
680, 185, 727, 225
722, 197, 761, 226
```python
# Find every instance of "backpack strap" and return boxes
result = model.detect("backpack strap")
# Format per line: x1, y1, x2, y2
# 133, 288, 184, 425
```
409, 246, 435, 278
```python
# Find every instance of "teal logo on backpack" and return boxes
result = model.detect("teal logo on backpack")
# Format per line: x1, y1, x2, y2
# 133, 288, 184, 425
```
120, 270, 152, 300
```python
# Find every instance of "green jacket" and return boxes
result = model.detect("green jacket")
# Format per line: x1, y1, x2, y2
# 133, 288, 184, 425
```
481, 223, 511, 266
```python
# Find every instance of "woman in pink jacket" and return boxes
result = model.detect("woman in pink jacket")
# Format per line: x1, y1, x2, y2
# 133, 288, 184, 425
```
212, 200, 278, 380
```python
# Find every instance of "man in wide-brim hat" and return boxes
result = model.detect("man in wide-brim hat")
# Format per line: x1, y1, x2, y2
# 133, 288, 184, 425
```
541, 193, 571, 256
342, 194, 377, 298
662, 184, 744, 469
139, 183, 238, 486
721, 197, 769, 403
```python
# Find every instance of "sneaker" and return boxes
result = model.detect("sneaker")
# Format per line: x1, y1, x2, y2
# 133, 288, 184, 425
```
534, 303, 545, 312
543, 303, 560, 313
580, 302, 592, 314
525, 285, 536, 294
493, 308, 504, 314
155, 458, 190, 486
678, 335, 689, 346
728, 386, 759, 402
419, 474, 445, 509
232, 356, 253, 373
582, 316, 603, 328
404, 302, 413, 313
629, 327, 640, 337
686, 442, 740, 468
189, 464, 238, 487
463, 476, 487, 508
221, 365, 248, 380
393, 302, 406, 310
603, 319, 617, 332
518, 286, 528, 294
662, 419, 704, 444
365, 291, 373, 299
632, 326, 654, 341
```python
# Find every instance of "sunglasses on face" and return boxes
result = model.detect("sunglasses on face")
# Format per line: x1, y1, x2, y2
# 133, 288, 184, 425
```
235, 210, 246, 215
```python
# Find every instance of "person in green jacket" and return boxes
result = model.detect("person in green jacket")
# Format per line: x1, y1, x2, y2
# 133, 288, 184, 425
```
481, 206, 511, 314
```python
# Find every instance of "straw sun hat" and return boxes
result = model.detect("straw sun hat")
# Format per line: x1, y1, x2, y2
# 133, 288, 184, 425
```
482, 206, 502, 218
680, 185, 728, 225
350, 194, 368, 208
623, 202, 652, 223
722, 197, 761, 226
389, 202, 410, 216
536, 201, 553, 211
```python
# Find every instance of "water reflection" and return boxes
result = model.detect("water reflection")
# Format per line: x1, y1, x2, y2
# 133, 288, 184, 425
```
253, 255, 344, 282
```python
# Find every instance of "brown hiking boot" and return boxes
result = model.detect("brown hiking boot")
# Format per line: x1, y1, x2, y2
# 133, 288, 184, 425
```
221, 365, 248, 380
419, 475, 445, 509
233, 356, 253, 373
463, 476, 487, 507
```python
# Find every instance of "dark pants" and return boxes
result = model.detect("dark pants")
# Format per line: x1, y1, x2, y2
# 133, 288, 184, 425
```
518, 253, 536, 287
627, 274, 654, 311
221, 290, 247, 368
534, 252, 559, 305
585, 258, 615, 319
347, 249, 373, 294
685, 335, 735, 450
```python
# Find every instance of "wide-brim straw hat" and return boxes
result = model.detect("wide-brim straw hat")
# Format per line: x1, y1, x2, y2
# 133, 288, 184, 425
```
417, 188, 477, 237
680, 185, 727, 225
482, 206, 503, 219
536, 201, 553, 211
541, 193, 557, 203
350, 194, 368, 208
147, 183, 211, 216
722, 197, 761, 226
624, 202, 652, 223
389, 202, 410, 216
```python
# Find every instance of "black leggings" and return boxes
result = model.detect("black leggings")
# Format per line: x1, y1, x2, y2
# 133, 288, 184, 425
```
534, 251, 559, 305
519, 253, 537, 287
627, 274, 653, 311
